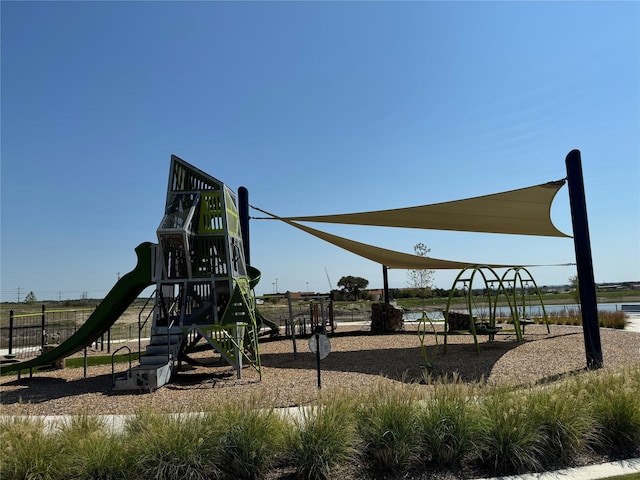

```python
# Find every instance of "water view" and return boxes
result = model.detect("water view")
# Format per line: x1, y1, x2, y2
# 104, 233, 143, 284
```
403, 303, 640, 321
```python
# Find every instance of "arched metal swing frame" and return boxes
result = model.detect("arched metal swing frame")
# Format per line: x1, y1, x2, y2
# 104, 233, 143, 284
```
444, 266, 513, 354
496, 267, 550, 338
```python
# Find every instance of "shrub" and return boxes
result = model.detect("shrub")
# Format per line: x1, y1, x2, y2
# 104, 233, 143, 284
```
597, 310, 628, 329
543, 308, 628, 328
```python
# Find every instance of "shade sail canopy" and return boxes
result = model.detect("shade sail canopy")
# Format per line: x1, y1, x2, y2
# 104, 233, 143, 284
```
278, 180, 570, 238
280, 218, 514, 270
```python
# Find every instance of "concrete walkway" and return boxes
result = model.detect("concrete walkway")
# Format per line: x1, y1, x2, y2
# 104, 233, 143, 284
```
624, 312, 640, 333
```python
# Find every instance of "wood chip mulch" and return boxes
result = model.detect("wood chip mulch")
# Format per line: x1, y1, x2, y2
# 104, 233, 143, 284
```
2, 324, 639, 416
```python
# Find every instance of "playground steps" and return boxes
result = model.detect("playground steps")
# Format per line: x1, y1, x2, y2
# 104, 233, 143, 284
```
112, 327, 184, 392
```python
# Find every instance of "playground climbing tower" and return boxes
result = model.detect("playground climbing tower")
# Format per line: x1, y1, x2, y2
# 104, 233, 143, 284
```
113, 156, 260, 391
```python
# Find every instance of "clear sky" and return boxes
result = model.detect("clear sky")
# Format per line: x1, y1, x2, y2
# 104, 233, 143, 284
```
1, 1, 638, 302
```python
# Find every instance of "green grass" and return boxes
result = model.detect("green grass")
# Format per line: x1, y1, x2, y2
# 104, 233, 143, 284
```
64, 351, 141, 368
58, 414, 132, 480
585, 372, 640, 454
525, 385, 594, 466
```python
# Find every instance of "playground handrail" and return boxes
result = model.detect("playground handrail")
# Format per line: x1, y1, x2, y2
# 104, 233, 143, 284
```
138, 290, 157, 354
111, 345, 132, 387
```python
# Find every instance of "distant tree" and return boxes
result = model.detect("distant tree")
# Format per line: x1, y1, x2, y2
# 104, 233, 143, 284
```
23, 291, 37, 303
406, 243, 435, 291
569, 275, 580, 304
337, 275, 369, 300
433, 287, 448, 298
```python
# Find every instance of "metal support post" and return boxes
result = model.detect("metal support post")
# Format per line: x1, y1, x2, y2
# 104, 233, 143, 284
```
383, 265, 390, 304
234, 322, 244, 379
566, 149, 603, 369
239, 186, 250, 266
41, 304, 46, 348
8, 310, 14, 355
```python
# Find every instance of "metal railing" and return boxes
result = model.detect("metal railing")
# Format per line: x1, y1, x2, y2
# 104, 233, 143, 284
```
1, 305, 95, 359
0, 304, 155, 360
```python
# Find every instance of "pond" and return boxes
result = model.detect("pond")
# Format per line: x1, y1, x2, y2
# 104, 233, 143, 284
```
403, 302, 640, 321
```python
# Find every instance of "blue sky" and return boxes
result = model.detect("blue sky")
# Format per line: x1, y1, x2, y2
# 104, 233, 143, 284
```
1, 1, 638, 301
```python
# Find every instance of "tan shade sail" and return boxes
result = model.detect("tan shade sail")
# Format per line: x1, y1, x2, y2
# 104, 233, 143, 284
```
279, 180, 570, 238
281, 218, 513, 270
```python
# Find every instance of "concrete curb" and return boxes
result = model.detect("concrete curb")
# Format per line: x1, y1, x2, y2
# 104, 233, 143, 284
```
477, 457, 640, 480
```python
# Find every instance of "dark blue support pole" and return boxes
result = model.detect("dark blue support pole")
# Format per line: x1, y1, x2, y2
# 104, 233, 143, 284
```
41, 304, 46, 349
238, 186, 250, 266
8, 310, 14, 355
383, 265, 390, 304
566, 149, 603, 369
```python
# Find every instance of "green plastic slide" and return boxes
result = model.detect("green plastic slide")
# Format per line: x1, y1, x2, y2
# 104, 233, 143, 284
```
247, 265, 279, 335
1, 242, 154, 374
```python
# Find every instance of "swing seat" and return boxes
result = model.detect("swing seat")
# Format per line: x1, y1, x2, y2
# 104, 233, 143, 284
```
474, 322, 502, 335
445, 311, 473, 332
444, 311, 501, 335
520, 318, 535, 334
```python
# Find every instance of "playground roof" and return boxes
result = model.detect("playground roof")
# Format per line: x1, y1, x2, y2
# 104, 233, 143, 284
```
278, 180, 569, 238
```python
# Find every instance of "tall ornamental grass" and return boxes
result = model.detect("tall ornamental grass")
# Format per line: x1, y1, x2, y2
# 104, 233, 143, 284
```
473, 387, 546, 474
125, 409, 222, 480
582, 370, 640, 454
355, 381, 421, 473
523, 385, 595, 467
0, 417, 63, 480
57, 414, 133, 480
544, 308, 627, 329
285, 391, 360, 480
215, 398, 288, 479
416, 377, 478, 466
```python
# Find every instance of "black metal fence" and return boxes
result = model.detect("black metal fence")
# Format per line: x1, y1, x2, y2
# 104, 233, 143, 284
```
1, 305, 152, 360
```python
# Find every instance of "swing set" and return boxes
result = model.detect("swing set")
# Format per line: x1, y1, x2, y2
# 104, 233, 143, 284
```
442, 265, 550, 353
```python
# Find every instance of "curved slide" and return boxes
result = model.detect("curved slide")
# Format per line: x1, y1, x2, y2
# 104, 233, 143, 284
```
247, 265, 279, 336
1, 242, 155, 374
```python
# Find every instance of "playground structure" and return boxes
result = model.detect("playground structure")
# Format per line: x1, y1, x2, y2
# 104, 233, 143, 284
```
2, 156, 274, 391
442, 265, 550, 353
111, 156, 267, 390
